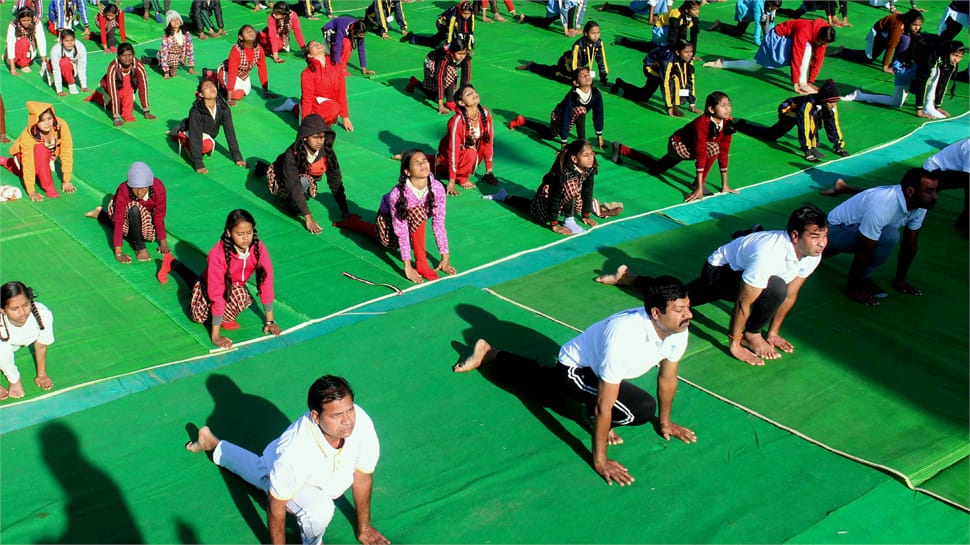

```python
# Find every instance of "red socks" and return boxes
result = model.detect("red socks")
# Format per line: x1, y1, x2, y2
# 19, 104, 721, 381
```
157, 252, 175, 284
509, 115, 526, 129
405, 76, 420, 93
618, 143, 631, 157
410, 220, 438, 281
334, 215, 378, 240
221, 320, 240, 330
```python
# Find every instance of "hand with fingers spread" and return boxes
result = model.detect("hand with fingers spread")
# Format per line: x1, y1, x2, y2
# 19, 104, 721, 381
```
594, 458, 635, 486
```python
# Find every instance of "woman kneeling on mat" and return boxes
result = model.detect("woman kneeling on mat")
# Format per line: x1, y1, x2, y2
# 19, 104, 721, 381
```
336, 150, 454, 283
156, 209, 280, 350
484, 139, 620, 235
85, 161, 169, 264
171, 76, 246, 174
0, 281, 55, 400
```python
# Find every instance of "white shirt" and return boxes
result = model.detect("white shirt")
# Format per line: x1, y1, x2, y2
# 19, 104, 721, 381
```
1, 302, 55, 351
265, 405, 379, 501
923, 139, 970, 173
558, 307, 688, 384
708, 230, 821, 288
828, 184, 927, 241
49, 41, 88, 92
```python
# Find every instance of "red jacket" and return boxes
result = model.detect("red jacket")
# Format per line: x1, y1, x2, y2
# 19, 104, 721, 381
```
300, 58, 348, 120
110, 178, 166, 248
672, 114, 733, 174
266, 12, 305, 56
436, 107, 494, 180
774, 18, 830, 84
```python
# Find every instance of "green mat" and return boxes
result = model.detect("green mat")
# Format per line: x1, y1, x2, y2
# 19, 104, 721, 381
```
3, 287, 967, 544
491, 173, 969, 508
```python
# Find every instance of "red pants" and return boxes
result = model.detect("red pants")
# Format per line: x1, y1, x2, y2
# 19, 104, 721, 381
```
435, 148, 479, 185
13, 37, 33, 68
306, 100, 341, 126
50, 56, 77, 86
7, 144, 58, 197
173, 131, 215, 154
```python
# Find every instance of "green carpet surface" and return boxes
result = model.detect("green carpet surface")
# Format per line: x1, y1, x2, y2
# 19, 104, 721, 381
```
1, 0, 968, 542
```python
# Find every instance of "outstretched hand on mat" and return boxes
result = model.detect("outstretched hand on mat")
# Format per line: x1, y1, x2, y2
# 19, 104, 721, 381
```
660, 421, 696, 443
594, 458, 634, 486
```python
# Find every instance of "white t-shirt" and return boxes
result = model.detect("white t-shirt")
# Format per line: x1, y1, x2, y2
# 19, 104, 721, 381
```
707, 230, 821, 288
558, 307, 689, 385
923, 139, 970, 173
827, 184, 927, 241
1, 302, 55, 352
265, 405, 380, 501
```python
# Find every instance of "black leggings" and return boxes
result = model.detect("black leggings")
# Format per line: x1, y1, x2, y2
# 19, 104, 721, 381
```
611, 75, 661, 103
734, 116, 797, 142
635, 264, 788, 333
614, 36, 657, 53
97, 206, 147, 251
486, 351, 656, 427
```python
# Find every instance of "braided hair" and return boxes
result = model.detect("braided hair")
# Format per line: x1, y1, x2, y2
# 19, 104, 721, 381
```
395, 150, 436, 221
553, 139, 598, 178
0, 281, 45, 342
219, 209, 267, 299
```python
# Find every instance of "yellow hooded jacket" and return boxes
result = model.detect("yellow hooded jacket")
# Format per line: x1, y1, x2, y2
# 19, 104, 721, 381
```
9, 101, 73, 195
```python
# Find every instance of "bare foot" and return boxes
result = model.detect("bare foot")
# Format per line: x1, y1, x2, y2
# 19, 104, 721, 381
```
0, 385, 8, 400
607, 429, 624, 445
703, 58, 723, 68
453, 339, 493, 372
594, 264, 634, 286
84, 205, 102, 218
8, 380, 24, 398
186, 426, 220, 453
820, 178, 850, 196
135, 248, 151, 262
742, 331, 780, 360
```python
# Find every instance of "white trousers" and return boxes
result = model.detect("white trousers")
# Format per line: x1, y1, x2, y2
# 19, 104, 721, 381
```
214, 441, 336, 545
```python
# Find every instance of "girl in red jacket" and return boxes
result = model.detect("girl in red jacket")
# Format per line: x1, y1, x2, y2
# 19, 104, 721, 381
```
705, 18, 835, 95
299, 40, 351, 130
157, 208, 281, 350
95, 3, 126, 53
217, 24, 276, 105
84, 161, 169, 264
435, 84, 495, 195
259, 1, 305, 64
612, 91, 738, 202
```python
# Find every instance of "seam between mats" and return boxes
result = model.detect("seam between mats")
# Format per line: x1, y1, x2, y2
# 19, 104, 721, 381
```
479, 286, 970, 513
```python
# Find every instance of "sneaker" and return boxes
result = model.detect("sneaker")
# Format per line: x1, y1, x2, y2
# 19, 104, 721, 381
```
154, 12, 164, 23
68, 83, 79, 94
841, 89, 859, 102
804, 150, 820, 163
860, 278, 888, 299
482, 188, 507, 201
813, 149, 826, 158
611, 141, 622, 164
834, 148, 849, 157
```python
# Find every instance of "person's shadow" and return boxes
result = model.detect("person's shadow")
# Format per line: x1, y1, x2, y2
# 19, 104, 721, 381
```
37, 422, 144, 543
187, 374, 300, 544
452, 304, 592, 463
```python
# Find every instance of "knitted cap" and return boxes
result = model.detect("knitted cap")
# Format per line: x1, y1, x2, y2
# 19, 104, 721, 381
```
165, 10, 182, 26
127, 162, 154, 188
817, 79, 840, 103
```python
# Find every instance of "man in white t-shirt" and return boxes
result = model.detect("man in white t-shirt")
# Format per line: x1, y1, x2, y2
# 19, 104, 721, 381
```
186, 375, 389, 545
597, 205, 829, 366
825, 167, 938, 306
454, 276, 696, 487
923, 138, 969, 233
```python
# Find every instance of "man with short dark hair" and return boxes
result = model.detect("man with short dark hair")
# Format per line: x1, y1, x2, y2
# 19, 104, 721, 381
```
598, 205, 830, 366
454, 276, 696, 487
186, 375, 389, 545
824, 167, 938, 306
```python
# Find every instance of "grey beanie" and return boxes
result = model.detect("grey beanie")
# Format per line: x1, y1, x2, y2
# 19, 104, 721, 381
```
127, 162, 154, 188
